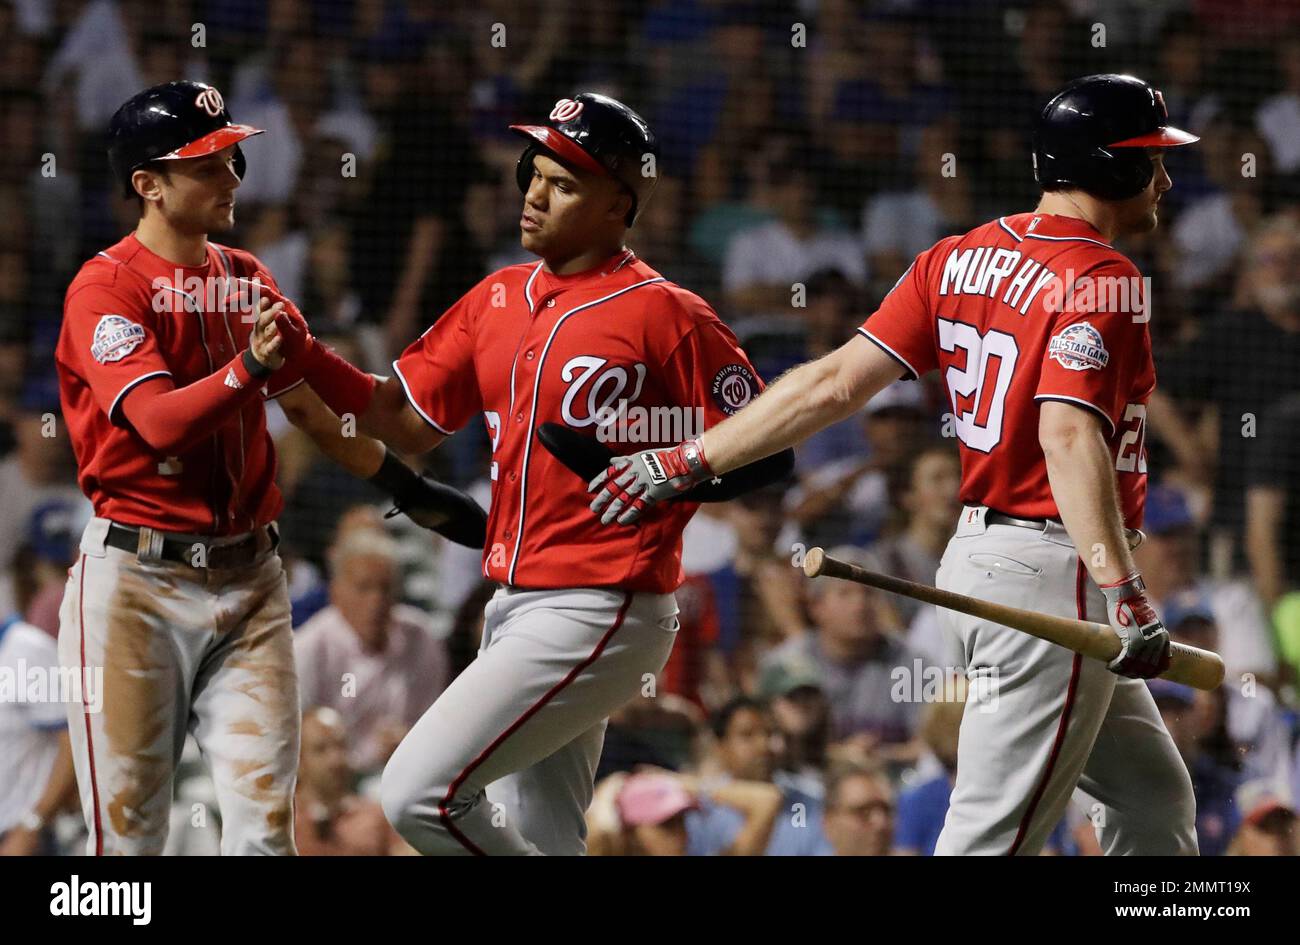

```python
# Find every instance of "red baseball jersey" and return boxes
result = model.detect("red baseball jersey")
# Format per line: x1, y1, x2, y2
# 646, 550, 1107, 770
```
56, 234, 303, 535
394, 250, 764, 593
861, 212, 1154, 526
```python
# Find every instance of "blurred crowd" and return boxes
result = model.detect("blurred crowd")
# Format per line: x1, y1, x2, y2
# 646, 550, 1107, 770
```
2, 0, 1300, 855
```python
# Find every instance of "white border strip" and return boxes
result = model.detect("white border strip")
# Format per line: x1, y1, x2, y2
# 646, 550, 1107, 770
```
1034, 393, 1116, 437
108, 370, 172, 424
856, 327, 920, 379
391, 359, 454, 435
998, 217, 1023, 242
1026, 232, 1111, 249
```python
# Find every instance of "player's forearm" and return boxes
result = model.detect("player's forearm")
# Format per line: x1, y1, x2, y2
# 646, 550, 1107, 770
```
358, 375, 446, 456
1040, 407, 1135, 586
699, 353, 863, 475
280, 384, 387, 478
708, 780, 784, 856
120, 351, 270, 455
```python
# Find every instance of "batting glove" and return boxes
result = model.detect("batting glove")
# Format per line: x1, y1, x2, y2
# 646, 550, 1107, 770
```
588, 440, 713, 526
1100, 573, 1171, 679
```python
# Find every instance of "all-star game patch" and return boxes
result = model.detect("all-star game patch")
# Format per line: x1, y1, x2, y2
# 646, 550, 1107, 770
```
90, 314, 146, 364
711, 363, 757, 414
1048, 321, 1109, 372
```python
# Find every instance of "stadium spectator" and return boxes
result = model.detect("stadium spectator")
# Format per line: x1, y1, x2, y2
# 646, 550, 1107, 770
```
1154, 215, 1300, 567
1226, 791, 1298, 856
759, 554, 920, 759
721, 135, 865, 317
1152, 680, 1241, 856
789, 381, 933, 548
1246, 392, 1300, 608
295, 707, 408, 856
587, 771, 698, 857
761, 667, 831, 798
294, 527, 449, 774
1135, 484, 1278, 683
893, 685, 963, 856
874, 444, 962, 627
0, 381, 87, 619
0, 614, 78, 855
687, 697, 831, 856
821, 762, 895, 856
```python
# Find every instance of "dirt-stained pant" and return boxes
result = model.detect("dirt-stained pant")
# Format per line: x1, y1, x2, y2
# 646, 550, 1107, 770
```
933, 506, 1198, 856
58, 517, 299, 856
381, 586, 678, 855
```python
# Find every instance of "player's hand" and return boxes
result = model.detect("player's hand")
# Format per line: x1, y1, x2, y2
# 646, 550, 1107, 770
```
588, 440, 713, 526
244, 275, 316, 363
1100, 573, 1171, 679
249, 293, 287, 371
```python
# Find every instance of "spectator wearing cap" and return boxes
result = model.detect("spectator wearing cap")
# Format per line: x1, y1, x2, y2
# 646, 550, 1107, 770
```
1135, 483, 1278, 685
15, 499, 88, 635
686, 697, 831, 856
760, 663, 831, 798
820, 763, 895, 856
789, 380, 933, 549
294, 528, 449, 775
759, 547, 921, 759
294, 707, 408, 856
1226, 787, 1298, 856
0, 378, 87, 619
587, 771, 699, 856
1150, 679, 1240, 856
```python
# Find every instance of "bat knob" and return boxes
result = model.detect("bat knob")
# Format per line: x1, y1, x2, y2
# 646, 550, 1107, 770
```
802, 546, 825, 577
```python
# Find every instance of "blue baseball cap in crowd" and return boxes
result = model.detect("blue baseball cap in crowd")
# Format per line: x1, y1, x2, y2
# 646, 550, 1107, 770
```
18, 371, 62, 415
1143, 484, 1195, 535
1147, 678, 1196, 707
26, 499, 84, 566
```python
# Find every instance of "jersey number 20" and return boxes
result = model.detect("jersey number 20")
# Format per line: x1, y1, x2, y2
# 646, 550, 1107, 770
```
937, 319, 1019, 453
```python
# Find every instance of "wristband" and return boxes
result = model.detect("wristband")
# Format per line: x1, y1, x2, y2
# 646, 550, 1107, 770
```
681, 438, 712, 477
242, 348, 274, 379
302, 343, 378, 418
368, 447, 422, 504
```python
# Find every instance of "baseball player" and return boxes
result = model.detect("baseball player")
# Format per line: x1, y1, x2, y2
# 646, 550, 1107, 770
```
271, 92, 787, 855
589, 74, 1203, 855
55, 81, 484, 856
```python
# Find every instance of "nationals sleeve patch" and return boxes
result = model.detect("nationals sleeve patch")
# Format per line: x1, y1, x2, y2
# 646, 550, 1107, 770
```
1047, 322, 1109, 372
711, 363, 757, 414
90, 314, 146, 364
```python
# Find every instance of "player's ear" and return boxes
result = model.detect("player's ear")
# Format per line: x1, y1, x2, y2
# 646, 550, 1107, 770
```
608, 187, 632, 224
132, 166, 166, 207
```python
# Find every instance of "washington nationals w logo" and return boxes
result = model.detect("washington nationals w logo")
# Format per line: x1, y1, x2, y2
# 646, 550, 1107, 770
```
195, 87, 225, 117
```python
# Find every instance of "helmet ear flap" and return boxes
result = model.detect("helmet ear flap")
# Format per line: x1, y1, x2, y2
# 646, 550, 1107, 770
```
233, 144, 247, 182
516, 144, 538, 195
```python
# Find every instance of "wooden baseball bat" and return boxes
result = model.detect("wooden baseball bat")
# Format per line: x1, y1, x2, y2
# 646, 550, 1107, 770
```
801, 547, 1225, 691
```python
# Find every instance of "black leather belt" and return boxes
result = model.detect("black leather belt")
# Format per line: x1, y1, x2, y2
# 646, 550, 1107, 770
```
983, 509, 1145, 549
106, 522, 277, 569
985, 510, 1056, 531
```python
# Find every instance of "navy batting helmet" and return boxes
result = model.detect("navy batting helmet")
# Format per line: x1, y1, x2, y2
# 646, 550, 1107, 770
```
510, 93, 659, 226
108, 80, 264, 199
1032, 74, 1199, 201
